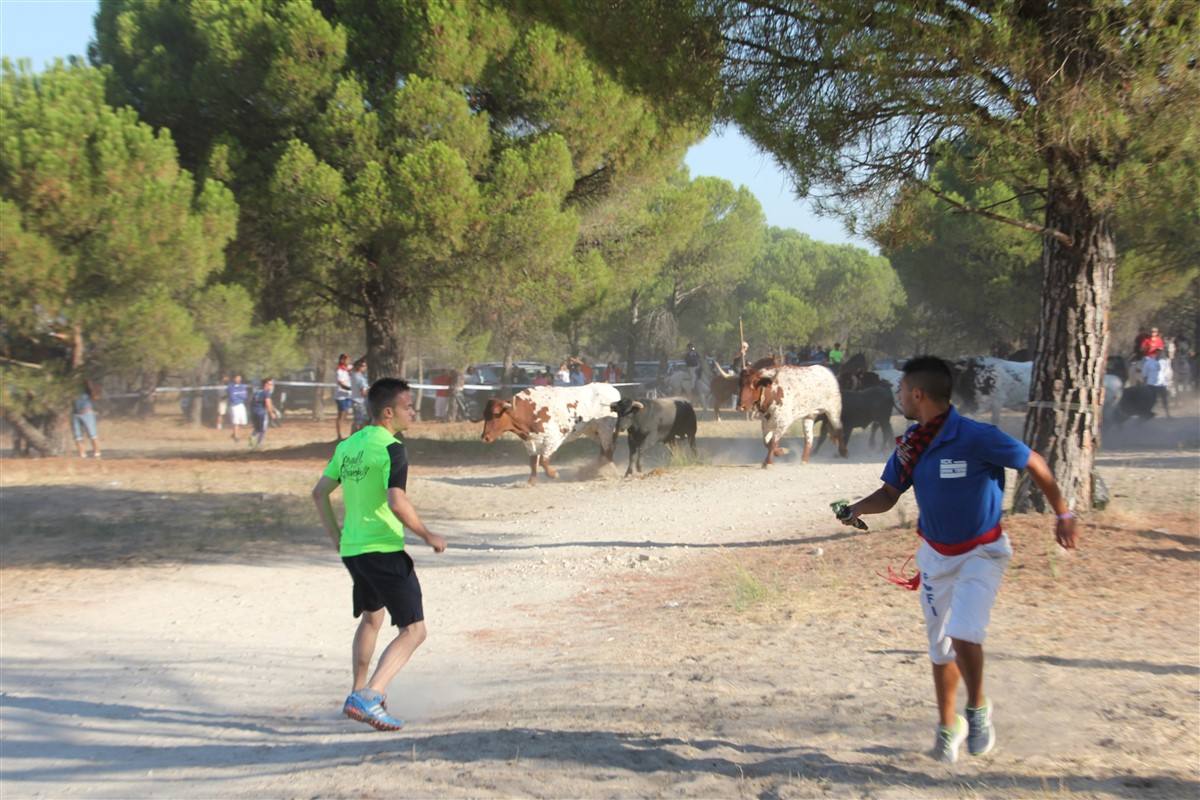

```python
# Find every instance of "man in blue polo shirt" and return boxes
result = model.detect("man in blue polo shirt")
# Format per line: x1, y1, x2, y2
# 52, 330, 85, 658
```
840, 356, 1078, 763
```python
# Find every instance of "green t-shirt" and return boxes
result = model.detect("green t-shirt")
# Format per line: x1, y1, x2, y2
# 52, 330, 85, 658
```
829, 349, 844, 365
322, 426, 409, 557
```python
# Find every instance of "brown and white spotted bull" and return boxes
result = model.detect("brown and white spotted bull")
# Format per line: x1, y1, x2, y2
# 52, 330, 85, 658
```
710, 356, 778, 421
480, 384, 621, 484
737, 365, 846, 466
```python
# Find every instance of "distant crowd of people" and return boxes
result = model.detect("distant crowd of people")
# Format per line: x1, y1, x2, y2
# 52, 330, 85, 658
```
1129, 326, 1196, 417
149, 325, 1200, 445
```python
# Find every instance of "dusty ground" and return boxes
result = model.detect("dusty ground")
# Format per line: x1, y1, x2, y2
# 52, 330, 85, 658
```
1, 399, 1198, 798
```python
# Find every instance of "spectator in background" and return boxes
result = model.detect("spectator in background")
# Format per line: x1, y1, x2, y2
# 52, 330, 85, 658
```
565, 356, 593, 384
1140, 327, 1165, 359
1141, 352, 1170, 417
72, 381, 101, 459
251, 378, 280, 448
227, 373, 250, 441
829, 342, 845, 368
785, 345, 799, 366
732, 341, 749, 373
335, 353, 353, 441
600, 361, 622, 383
217, 373, 229, 430
684, 342, 701, 383
1133, 328, 1149, 359
568, 362, 585, 386
532, 369, 552, 387
432, 370, 451, 421
554, 362, 571, 386
351, 359, 370, 432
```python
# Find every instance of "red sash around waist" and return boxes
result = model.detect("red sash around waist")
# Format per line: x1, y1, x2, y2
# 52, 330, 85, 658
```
880, 524, 1004, 590
918, 524, 1003, 556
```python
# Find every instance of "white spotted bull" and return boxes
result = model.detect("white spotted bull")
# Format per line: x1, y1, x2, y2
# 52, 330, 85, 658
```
480, 384, 620, 485
737, 365, 846, 467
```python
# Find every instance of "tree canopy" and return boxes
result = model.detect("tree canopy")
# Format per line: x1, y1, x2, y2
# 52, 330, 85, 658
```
93, 0, 705, 376
0, 60, 238, 443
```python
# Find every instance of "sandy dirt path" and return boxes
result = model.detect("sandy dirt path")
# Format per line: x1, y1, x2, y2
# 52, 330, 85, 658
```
1, 404, 1197, 798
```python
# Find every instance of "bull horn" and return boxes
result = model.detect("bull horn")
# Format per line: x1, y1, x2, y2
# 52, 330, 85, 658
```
501, 401, 513, 410
631, 400, 644, 411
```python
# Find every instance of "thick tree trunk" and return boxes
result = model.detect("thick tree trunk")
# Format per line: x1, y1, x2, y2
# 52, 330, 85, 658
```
364, 283, 404, 380
502, 344, 515, 388
136, 370, 162, 417
1013, 189, 1115, 513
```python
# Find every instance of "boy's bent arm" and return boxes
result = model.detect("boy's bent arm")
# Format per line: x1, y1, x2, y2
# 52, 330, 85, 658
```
311, 476, 342, 551
388, 487, 447, 553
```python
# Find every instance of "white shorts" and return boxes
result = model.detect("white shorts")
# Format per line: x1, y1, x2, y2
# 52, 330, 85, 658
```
434, 396, 449, 419
229, 404, 248, 426
916, 534, 1012, 664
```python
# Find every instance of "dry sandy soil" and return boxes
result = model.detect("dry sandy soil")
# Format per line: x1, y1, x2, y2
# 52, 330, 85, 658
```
1, 398, 1198, 799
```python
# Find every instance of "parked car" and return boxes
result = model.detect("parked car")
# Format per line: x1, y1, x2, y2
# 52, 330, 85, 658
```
276, 366, 321, 416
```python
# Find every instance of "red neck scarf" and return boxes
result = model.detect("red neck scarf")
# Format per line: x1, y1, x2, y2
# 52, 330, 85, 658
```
892, 409, 949, 488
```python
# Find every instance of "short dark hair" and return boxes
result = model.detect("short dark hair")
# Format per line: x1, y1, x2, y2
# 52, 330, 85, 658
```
368, 378, 411, 419
901, 356, 954, 402
261, 377, 273, 387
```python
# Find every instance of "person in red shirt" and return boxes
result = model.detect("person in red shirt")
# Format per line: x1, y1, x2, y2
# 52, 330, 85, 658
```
432, 372, 452, 421
1140, 327, 1165, 358
600, 362, 622, 383
567, 356, 593, 384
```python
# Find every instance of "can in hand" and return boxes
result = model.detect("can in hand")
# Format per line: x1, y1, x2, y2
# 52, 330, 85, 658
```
830, 500, 869, 531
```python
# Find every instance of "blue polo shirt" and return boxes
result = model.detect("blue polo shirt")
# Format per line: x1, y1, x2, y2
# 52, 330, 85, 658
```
881, 406, 1031, 545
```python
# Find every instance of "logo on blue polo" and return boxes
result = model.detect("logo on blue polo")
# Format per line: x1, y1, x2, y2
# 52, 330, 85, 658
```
939, 459, 967, 479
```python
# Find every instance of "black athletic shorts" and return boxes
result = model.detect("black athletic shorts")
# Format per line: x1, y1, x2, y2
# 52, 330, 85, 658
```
341, 550, 424, 628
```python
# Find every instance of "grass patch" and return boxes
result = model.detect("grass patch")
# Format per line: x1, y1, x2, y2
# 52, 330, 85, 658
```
667, 444, 709, 469
1044, 534, 1062, 580
729, 561, 779, 613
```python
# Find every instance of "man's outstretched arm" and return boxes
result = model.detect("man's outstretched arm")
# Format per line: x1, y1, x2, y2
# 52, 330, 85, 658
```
388, 488, 446, 553
1023, 451, 1079, 549
845, 483, 903, 524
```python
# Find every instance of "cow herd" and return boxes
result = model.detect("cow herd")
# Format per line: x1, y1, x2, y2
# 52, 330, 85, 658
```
478, 355, 1146, 484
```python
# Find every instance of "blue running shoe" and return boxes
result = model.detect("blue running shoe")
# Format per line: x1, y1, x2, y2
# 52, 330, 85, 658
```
966, 700, 995, 756
342, 690, 404, 731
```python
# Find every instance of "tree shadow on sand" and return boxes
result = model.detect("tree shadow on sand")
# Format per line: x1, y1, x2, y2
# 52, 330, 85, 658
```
0, 715, 1193, 798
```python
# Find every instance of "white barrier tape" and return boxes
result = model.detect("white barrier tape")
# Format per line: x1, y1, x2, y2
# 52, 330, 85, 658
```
101, 380, 649, 398
1026, 400, 1096, 411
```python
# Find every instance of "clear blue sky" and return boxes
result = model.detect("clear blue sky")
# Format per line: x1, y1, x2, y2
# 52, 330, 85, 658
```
1, 0, 870, 250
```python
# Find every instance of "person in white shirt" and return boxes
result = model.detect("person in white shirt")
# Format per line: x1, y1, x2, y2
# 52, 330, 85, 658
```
1141, 354, 1171, 417
335, 353, 353, 440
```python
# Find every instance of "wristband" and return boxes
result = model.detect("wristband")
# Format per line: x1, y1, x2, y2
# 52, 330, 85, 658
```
1056, 511, 1074, 520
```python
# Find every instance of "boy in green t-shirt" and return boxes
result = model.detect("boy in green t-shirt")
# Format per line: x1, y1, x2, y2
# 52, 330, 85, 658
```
312, 377, 447, 731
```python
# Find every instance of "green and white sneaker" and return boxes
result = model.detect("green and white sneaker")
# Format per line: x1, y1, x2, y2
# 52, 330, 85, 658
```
933, 714, 968, 763
966, 700, 995, 756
